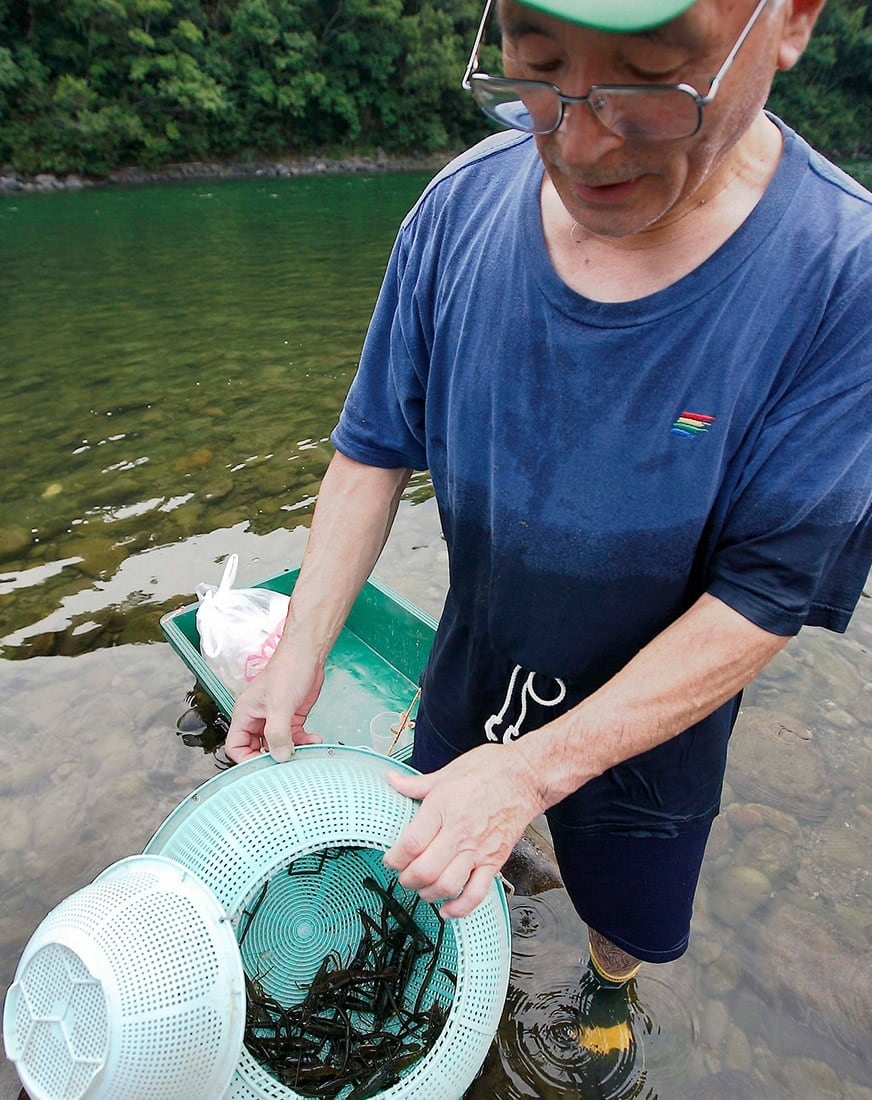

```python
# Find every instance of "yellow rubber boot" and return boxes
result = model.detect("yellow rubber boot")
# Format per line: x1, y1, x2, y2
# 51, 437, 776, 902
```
574, 946, 640, 1056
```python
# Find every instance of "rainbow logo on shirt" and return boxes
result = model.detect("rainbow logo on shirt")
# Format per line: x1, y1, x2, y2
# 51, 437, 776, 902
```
671, 411, 716, 438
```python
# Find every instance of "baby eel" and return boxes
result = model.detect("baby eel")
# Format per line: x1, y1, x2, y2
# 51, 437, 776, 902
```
244, 865, 450, 1097
362, 876, 434, 950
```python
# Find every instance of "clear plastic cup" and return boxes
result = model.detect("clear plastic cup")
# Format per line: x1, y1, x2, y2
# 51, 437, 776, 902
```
369, 711, 412, 756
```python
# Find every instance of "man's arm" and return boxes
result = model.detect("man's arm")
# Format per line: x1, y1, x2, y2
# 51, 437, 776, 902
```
527, 592, 790, 806
384, 593, 789, 917
225, 452, 411, 762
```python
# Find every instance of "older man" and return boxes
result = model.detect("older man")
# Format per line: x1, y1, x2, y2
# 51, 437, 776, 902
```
228, 0, 870, 1017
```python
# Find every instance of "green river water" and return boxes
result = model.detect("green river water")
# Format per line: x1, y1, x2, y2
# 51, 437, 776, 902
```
0, 173, 869, 1100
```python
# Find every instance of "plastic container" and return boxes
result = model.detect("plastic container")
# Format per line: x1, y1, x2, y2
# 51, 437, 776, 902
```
369, 710, 414, 756
145, 746, 512, 1100
161, 570, 436, 760
3, 855, 245, 1100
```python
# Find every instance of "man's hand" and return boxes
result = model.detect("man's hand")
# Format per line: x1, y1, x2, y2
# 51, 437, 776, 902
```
225, 650, 325, 763
223, 454, 412, 764
383, 743, 545, 919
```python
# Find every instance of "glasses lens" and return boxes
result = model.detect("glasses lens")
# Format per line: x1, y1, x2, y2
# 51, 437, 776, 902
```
470, 76, 561, 134
592, 87, 701, 140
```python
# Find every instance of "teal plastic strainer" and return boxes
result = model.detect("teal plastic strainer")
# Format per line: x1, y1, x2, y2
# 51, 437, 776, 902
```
144, 745, 512, 1100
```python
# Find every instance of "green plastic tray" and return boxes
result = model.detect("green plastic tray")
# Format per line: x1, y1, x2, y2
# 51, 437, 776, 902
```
160, 569, 436, 751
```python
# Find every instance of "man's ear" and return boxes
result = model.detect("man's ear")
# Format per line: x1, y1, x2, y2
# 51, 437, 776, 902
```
776, 0, 828, 72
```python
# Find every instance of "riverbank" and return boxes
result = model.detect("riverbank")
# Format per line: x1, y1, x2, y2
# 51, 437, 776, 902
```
5, 150, 868, 196
0, 149, 457, 194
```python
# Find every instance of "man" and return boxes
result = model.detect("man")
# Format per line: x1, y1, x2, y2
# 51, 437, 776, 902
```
227, 0, 870, 1009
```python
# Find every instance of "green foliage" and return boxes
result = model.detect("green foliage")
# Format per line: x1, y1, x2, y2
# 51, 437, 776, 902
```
768, 0, 871, 159
0, 0, 868, 176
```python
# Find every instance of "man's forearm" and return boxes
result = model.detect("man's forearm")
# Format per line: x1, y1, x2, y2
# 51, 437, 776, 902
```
517, 593, 790, 809
278, 451, 411, 663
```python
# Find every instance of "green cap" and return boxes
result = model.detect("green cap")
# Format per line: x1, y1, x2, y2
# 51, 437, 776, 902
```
520, 0, 697, 32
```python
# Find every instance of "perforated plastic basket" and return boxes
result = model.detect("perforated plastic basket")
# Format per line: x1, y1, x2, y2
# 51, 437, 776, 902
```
2, 855, 245, 1100
145, 745, 511, 1100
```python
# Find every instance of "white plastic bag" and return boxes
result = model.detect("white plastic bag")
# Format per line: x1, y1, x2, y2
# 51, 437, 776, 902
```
195, 554, 290, 696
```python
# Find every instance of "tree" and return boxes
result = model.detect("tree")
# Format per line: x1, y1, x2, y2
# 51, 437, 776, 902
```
768, 0, 871, 158
0, 0, 868, 177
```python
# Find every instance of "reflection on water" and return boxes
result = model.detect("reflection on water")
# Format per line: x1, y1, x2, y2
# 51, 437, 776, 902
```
477, 887, 699, 1100
496, 959, 656, 1099
1, 176, 870, 1100
0, 173, 433, 660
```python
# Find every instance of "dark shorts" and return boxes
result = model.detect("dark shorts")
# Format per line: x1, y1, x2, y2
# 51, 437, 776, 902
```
411, 706, 713, 964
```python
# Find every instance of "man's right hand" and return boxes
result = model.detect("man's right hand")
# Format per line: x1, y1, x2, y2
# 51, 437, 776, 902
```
223, 453, 412, 764
224, 648, 325, 763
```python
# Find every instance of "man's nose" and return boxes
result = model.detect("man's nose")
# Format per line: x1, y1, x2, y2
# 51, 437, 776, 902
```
554, 98, 625, 161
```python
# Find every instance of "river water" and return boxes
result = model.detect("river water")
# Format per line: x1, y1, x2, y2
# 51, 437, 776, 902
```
0, 174, 869, 1100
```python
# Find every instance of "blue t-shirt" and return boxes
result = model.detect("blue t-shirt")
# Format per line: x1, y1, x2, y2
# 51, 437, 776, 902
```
332, 120, 872, 835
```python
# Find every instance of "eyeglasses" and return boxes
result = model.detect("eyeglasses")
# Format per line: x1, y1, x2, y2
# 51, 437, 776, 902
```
461, 0, 770, 140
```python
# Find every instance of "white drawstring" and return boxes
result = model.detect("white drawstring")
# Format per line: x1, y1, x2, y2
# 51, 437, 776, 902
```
485, 664, 567, 744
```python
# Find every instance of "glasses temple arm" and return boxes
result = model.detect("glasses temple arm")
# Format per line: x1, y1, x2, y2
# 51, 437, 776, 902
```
698, 0, 770, 105
462, 0, 496, 89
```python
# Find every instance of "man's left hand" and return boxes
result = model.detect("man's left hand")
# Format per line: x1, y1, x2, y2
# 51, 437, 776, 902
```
383, 743, 544, 918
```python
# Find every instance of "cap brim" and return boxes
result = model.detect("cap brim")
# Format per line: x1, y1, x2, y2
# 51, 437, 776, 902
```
519, 0, 697, 32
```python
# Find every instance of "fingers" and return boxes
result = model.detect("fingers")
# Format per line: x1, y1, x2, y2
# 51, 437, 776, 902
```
385, 819, 492, 915
225, 697, 267, 763
383, 782, 498, 913
383, 745, 539, 918
224, 736, 262, 764
225, 655, 325, 763
439, 866, 497, 919
227, 719, 322, 763
294, 729, 324, 746
385, 827, 499, 917
382, 803, 445, 880
386, 768, 437, 801
408, 849, 483, 910
264, 713, 294, 762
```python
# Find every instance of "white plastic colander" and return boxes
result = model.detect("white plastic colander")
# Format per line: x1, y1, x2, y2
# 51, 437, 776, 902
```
3, 855, 245, 1100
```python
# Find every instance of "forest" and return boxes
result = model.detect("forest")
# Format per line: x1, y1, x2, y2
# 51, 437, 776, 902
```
0, 0, 869, 178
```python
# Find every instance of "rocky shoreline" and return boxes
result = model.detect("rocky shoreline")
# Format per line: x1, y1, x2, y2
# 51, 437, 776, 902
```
0, 149, 457, 194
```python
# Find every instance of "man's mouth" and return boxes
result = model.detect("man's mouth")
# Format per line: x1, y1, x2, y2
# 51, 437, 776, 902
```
569, 176, 643, 202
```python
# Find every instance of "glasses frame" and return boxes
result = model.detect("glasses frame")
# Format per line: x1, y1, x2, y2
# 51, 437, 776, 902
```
461, 0, 771, 139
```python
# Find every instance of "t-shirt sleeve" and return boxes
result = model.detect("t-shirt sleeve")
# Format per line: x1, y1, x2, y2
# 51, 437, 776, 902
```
707, 298, 872, 635
331, 227, 430, 471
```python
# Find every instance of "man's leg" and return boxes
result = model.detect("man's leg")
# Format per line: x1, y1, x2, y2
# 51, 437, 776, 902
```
546, 820, 714, 967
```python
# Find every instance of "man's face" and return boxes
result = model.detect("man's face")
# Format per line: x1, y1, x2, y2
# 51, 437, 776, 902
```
499, 0, 783, 238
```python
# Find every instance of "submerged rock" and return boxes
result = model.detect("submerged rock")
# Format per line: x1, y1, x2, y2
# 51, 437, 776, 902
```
798, 793, 872, 912
710, 863, 772, 928
733, 826, 797, 888
769, 1054, 842, 1097
724, 801, 801, 840
501, 826, 563, 896
0, 525, 31, 561
682, 1069, 760, 1099
755, 901, 871, 1061
727, 707, 831, 822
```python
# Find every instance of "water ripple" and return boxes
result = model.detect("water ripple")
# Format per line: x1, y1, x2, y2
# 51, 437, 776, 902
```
509, 893, 567, 960
492, 900, 701, 1100
493, 978, 654, 1099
